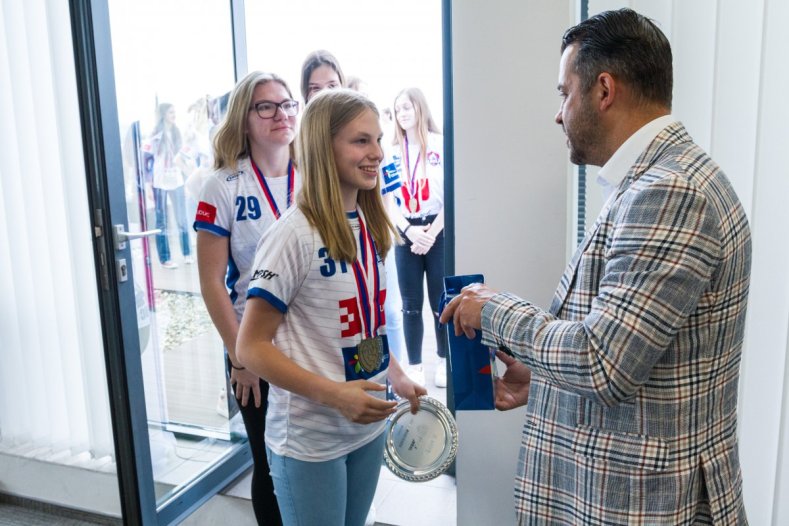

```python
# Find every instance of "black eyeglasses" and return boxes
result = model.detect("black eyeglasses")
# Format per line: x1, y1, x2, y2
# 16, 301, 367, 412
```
251, 99, 299, 119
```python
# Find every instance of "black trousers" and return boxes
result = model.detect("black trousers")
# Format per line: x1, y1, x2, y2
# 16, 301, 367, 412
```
228, 357, 282, 526
395, 217, 448, 365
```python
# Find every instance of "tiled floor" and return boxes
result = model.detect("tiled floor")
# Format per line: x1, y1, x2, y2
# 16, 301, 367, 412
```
374, 467, 456, 526
372, 323, 455, 526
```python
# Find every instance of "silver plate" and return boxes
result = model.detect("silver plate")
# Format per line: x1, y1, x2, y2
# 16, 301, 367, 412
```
383, 396, 458, 482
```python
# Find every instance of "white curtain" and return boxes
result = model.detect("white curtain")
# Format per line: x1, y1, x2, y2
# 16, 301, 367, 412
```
0, 0, 114, 469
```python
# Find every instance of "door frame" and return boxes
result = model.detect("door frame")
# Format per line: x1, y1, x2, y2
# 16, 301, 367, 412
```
69, 0, 252, 523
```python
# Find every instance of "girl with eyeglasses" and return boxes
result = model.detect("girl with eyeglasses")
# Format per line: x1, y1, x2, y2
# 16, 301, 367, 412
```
237, 89, 425, 526
194, 71, 301, 526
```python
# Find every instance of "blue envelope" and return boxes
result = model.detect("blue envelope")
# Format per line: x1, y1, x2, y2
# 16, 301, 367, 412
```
440, 274, 495, 411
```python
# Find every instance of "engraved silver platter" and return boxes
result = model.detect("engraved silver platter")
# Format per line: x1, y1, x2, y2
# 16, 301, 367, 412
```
383, 396, 458, 482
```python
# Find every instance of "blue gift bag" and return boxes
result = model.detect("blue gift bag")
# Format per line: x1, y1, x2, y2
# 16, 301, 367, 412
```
440, 274, 495, 411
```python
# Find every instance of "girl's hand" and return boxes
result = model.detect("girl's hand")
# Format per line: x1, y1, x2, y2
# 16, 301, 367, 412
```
388, 368, 428, 414
408, 225, 435, 255
331, 380, 397, 424
230, 366, 263, 408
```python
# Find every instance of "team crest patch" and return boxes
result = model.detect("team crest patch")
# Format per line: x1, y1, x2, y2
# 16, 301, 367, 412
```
196, 201, 217, 223
381, 161, 402, 195
427, 151, 441, 166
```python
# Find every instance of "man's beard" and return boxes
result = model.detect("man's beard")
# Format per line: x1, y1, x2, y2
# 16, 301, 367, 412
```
566, 99, 602, 166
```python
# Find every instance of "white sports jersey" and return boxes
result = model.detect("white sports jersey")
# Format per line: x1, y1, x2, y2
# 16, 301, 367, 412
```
381, 132, 444, 217
194, 157, 300, 320
247, 207, 390, 462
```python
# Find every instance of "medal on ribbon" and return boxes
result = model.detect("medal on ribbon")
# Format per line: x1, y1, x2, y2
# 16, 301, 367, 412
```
357, 336, 384, 373
402, 137, 421, 214
351, 210, 384, 373
251, 159, 294, 219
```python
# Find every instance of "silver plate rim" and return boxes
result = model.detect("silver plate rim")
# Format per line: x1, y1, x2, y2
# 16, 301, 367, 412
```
383, 395, 458, 482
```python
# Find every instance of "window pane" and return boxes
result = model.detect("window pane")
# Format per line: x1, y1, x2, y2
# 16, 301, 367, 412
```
107, 0, 241, 504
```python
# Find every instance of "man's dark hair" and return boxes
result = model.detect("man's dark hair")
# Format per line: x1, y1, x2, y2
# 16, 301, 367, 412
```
561, 8, 673, 108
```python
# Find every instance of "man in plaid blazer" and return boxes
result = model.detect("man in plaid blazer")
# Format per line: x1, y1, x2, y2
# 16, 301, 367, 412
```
441, 8, 750, 525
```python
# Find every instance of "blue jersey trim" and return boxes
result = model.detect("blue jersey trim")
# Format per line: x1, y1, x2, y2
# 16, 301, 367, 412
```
194, 221, 230, 236
248, 288, 288, 313
227, 252, 240, 304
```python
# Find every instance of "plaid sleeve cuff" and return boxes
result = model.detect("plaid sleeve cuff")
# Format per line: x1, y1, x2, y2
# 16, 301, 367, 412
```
481, 292, 542, 351
481, 292, 515, 347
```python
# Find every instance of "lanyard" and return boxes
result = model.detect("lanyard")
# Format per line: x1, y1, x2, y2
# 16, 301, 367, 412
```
349, 210, 381, 339
250, 158, 294, 219
403, 137, 421, 199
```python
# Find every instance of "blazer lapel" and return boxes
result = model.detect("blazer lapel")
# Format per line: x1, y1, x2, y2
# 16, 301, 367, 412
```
551, 122, 693, 315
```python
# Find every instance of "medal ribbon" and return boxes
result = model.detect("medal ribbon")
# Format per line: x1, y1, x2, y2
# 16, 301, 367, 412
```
250, 158, 294, 219
350, 210, 381, 339
401, 137, 421, 210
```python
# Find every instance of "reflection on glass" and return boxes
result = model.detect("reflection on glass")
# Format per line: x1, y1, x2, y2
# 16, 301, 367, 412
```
108, 0, 241, 503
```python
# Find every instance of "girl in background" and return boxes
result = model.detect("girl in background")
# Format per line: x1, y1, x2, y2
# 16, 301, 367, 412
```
383, 87, 448, 387
237, 89, 425, 526
145, 103, 192, 269
300, 49, 345, 104
195, 71, 301, 526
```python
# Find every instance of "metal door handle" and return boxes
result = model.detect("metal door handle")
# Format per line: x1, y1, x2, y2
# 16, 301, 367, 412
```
114, 224, 162, 250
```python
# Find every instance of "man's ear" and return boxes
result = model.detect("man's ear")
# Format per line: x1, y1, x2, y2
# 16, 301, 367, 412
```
596, 72, 616, 112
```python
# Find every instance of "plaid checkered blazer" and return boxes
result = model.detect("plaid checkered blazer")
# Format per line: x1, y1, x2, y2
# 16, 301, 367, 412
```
482, 122, 751, 525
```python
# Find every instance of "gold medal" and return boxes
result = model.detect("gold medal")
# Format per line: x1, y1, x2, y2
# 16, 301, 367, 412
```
357, 336, 383, 373
408, 196, 418, 213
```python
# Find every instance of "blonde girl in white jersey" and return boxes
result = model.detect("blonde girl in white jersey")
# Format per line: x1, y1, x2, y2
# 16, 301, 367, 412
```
237, 89, 425, 526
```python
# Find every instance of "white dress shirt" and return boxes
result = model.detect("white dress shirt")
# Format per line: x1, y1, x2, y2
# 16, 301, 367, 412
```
595, 114, 677, 205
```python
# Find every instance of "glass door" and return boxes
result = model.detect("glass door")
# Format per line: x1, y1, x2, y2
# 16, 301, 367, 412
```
70, 0, 252, 522
105, 0, 247, 508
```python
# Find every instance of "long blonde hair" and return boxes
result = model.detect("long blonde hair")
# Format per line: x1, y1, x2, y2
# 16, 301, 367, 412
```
392, 87, 440, 180
213, 71, 296, 171
297, 89, 395, 262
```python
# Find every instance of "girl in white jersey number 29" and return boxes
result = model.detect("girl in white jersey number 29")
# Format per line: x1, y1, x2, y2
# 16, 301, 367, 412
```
237, 89, 426, 526
195, 71, 301, 526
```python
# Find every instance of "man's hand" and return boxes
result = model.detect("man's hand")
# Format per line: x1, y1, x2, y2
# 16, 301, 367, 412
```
438, 283, 497, 339
494, 350, 531, 411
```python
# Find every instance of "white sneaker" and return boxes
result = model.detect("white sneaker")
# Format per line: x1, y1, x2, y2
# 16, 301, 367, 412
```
161, 260, 179, 269
406, 365, 425, 386
364, 504, 376, 526
216, 387, 229, 418
434, 358, 447, 388
184, 255, 195, 264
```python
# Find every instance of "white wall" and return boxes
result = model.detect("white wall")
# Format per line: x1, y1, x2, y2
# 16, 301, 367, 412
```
451, 1, 573, 525
586, 2, 789, 524
454, 0, 789, 524
736, 0, 789, 522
